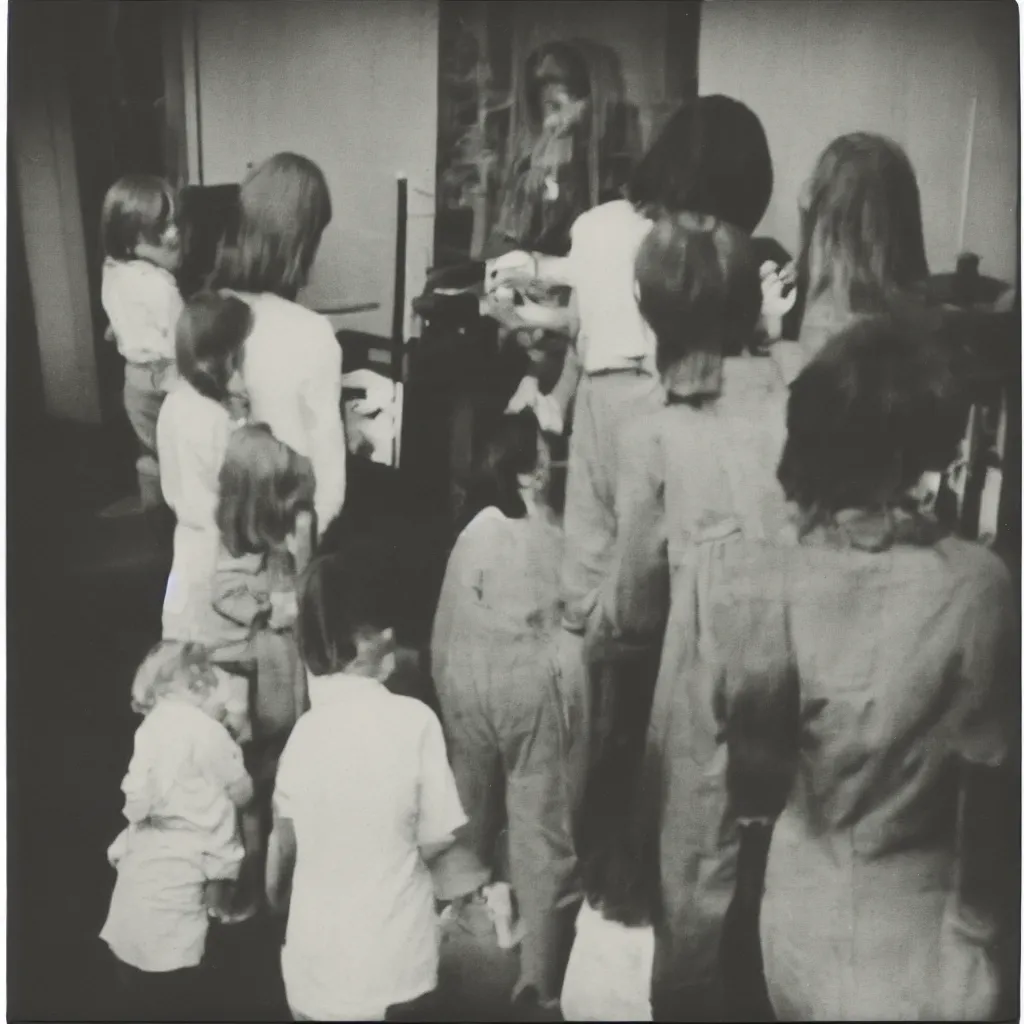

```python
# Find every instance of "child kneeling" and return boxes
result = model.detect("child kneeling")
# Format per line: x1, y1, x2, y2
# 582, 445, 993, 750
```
101, 641, 254, 1020
266, 552, 485, 1022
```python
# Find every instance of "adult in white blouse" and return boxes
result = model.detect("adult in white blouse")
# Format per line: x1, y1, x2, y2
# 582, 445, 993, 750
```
213, 153, 346, 536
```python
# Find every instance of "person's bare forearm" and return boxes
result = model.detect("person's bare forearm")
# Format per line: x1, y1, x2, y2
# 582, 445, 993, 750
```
266, 816, 297, 915
549, 343, 582, 418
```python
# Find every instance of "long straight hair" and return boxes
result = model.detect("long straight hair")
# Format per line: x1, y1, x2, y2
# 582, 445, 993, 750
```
175, 291, 253, 403
216, 423, 315, 558
212, 153, 332, 300
799, 133, 929, 317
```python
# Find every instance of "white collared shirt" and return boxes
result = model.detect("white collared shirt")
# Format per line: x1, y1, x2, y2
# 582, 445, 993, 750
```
102, 258, 184, 366
234, 292, 347, 533
275, 673, 467, 1021
563, 200, 656, 375
100, 701, 247, 972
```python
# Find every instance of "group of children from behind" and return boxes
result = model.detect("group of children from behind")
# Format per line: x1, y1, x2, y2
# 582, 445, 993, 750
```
96, 96, 1009, 1023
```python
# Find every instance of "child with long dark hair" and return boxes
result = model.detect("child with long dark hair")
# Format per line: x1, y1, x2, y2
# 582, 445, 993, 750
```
588, 212, 790, 1020
769, 132, 930, 375
209, 424, 314, 760
101, 175, 183, 510
201, 423, 315, 916
431, 411, 578, 1012
157, 292, 252, 644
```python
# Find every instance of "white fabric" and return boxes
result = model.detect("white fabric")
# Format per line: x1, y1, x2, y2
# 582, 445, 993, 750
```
342, 368, 401, 467
100, 701, 248, 972
505, 376, 565, 434
275, 673, 467, 1021
102, 258, 184, 369
560, 900, 655, 1022
235, 292, 347, 532
563, 200, 655, 375
157, 381, 235, 641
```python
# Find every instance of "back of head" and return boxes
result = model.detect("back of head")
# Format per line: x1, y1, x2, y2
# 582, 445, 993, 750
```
459, 410, 543, 529
176, 291, 253, 402
212, 152, 332, 300
778, 311, 965, 523
628, 95, 773, 232
101, 174, 177, 262
131, 640, 218, 715
635, 212, 763, 375
801, 132, 928, 315
216, 423, 315, 557
297, 549, 393, 677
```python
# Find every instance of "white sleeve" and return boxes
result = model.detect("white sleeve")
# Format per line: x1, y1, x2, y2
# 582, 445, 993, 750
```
561, 214, 584, 291
115, 269, 184, 363
155, 276, 185, 360
273, 724, 304, 820
416, 711, 467, 846
121, 735, 156, 824
202, 720, 250, 794
299, 321, 347, 533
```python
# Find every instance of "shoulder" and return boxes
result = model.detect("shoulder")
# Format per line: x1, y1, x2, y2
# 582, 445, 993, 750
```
111, 259, 178, 293
381, 690, 445, 740
159, 382, 229, 429
247, 294, 336, 344
935, 536, 1013, 603
572, 199, 646, 241
458, 507, 507, 545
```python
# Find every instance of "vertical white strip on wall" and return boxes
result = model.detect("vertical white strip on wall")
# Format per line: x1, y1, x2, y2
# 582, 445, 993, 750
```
956, 95, 978, 256
11, 51, 101, 423
181, 1, 201, 185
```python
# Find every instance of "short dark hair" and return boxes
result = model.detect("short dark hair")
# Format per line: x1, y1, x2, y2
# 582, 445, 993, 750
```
176, 292, 254, 402
800, 133, 928, 317
636, 212, 763, 372
297, 551, 393, 677
216, 423, 315, 557
777, 313, 966, 520
459, 411, 542, 527
101, 175, 177, 261
212, 152, 332, 300
627, 95, 773, 232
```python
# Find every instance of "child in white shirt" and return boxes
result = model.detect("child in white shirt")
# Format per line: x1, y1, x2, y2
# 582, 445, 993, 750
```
101, 175, 184, 510
157, 292, 252, 645
101, 641, 254, 1020
266, 552, 481, 1022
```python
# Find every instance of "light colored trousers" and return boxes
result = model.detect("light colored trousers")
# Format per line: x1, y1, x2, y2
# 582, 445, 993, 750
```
556, 370, 664, 815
